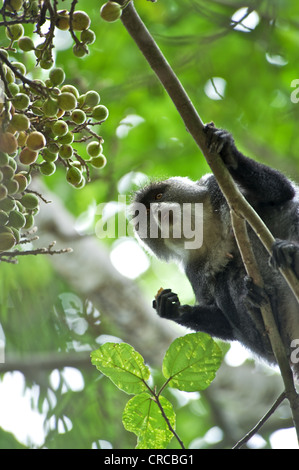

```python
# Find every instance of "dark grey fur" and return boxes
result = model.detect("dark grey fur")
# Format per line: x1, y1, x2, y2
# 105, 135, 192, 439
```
131, 125, 299, 370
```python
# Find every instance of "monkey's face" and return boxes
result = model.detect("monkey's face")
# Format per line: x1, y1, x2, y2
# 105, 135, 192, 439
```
130, 177, 209, 261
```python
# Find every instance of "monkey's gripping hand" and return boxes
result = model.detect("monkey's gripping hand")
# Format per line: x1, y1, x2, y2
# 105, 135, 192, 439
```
153, 289, 191, 320
153, 288, 236, 340
270, 239, 299, 278
204, 122, 239, 169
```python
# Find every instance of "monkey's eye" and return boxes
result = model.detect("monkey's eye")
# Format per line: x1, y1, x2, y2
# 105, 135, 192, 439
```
155, 193, 163, 200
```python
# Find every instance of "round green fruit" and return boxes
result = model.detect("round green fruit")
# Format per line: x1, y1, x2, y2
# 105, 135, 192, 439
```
1, 165, 14, 180
0, 231, 16, 252
84, 90, 100, 107
60, 85, 79, 99
5, 23, 24, 40
4, 66, 15, 84
59, 144, 73, 159
4, 179, 19, 195
0, 152, 9, 166
49, 67, 65, 86
58, 131, 74, 145
90, 155, 107, 169
73, 43, 89, 58
5, 0, 23, 12
11, 61, 26, 75
18, 36, 35, 51
0, 197, 15, 212
43, 97, 59, 117
23, 213, 34, 230
56, 11, 70, 30
42, 149, 58, 163
8, 209, 26, 229
74, 175, 86, 189
72, 11, 91, 31
40, 59, 54, 70
81, 29, 96, 44
8, 157, 17, 171
0, 184, 8, 201
57, 92, 77, 111
13, 173, 28, 192
8, 83, 19, 96
21, 193, 39, 210
92, 105, 109, 121
87, 141, 102, 157
10, 113, 30, 132
0, 210, 9, 225
10, 227, 20, 243
71, 109, 86, 124
52, 120, 68, 137
66, 166, 82, 186
13, 93, 30, 110
39, 161, 56, 176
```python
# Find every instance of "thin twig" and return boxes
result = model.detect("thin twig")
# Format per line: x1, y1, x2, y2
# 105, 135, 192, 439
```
0, 244, 73, 262
233, 392, 287, 449
0, 49, 48, 96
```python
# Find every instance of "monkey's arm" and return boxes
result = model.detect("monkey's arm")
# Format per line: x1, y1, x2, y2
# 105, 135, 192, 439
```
153, 289, 235, 341
204, 124, 295, 204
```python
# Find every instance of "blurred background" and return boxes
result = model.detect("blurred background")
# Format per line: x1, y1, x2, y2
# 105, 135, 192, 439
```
1, 0, 299, 449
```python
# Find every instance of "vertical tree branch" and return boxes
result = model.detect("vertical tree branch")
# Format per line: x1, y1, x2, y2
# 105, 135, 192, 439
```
119, 0, 299, 439
231, 212, 299, 430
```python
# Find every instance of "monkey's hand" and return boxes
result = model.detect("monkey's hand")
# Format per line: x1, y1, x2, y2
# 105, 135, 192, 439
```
153, 289, 190, 320
270, 239, 299, 278
204, 123, 238, 169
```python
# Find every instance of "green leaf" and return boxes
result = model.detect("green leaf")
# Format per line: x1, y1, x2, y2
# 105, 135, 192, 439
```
162, 333, 222, 392
90, 342, 151, 394
122, 392, 176, 449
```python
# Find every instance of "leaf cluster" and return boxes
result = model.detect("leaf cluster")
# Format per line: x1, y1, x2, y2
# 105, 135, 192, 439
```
91, 333, 222, 449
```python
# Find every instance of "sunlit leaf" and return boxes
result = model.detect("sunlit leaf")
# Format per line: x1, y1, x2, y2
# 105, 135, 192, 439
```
91, 342, 151, 394
162, 333, 222, 391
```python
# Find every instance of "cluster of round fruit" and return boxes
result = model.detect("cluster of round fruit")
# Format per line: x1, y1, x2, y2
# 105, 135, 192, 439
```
0, 59, 109, 251
0, 52, 109, 175
3, 0, 97, 63
0, 6, 110, 254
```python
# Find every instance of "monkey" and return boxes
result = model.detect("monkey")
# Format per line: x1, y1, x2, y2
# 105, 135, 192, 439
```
131, 123, 299, 374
